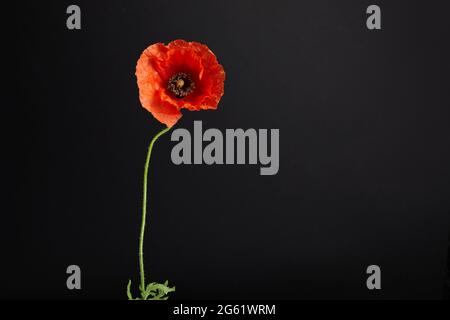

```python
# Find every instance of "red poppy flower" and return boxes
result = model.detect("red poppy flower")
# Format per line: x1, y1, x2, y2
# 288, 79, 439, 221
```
135, 40, 225, 127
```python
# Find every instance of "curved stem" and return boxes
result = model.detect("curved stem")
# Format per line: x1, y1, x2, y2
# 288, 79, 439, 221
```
139, 126, 172, 293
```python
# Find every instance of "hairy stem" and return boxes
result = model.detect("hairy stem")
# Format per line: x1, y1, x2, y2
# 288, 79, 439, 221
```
139, 126, 171, 294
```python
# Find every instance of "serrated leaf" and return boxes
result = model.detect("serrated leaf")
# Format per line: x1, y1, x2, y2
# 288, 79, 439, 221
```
145, 281, 176, 300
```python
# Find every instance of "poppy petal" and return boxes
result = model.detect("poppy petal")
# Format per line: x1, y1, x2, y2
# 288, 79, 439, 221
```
136, 40, 225, 127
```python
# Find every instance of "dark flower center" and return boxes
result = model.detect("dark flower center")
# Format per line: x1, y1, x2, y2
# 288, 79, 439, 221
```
167, 72, 195, 99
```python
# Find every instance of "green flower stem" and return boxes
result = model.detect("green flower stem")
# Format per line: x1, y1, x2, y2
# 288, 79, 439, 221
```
139, 126, 171, 293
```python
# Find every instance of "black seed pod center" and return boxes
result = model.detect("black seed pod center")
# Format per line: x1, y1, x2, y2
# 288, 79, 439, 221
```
167, 72, 195, 99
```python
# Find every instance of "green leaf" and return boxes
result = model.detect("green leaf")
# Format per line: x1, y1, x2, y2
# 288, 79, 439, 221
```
145, 281, 176, 300
127, 280, 134, 300
126, 278, 175, 300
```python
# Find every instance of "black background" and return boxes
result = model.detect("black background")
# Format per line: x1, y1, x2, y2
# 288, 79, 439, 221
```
4, 0, 450, 299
